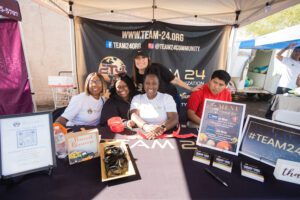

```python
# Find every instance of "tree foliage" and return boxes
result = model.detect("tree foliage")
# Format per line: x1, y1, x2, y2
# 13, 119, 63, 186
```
244, 4, 300, 37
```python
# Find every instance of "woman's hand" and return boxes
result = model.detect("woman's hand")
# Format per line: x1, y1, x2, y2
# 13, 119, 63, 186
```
142, 124, 157, 132
145, 125, 165, 140
191, 85, 202, 92
103, 89, 110, 99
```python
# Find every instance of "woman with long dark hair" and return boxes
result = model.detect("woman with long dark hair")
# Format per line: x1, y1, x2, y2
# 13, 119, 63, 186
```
132, 50, 199, 111
100, 74, 137, 126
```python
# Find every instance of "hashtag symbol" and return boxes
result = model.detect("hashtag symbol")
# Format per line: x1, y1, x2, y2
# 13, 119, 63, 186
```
248, 132, 256, 139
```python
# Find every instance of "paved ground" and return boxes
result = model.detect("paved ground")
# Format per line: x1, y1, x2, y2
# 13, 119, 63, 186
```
233, 93, 270, 118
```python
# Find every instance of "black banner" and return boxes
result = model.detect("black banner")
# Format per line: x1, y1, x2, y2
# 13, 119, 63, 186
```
240, 116, 300, 166
75, 17, 231, 109
0, 0, 22, 21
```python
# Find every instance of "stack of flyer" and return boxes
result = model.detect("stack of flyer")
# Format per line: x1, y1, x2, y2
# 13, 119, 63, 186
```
241, 162, 264, 182
212, 155, 233, 173
192, 149, 211, 165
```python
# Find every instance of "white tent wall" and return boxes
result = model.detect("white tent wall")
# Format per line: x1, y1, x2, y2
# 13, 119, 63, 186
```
19, 0, 300, 106
18, 0, 72, 107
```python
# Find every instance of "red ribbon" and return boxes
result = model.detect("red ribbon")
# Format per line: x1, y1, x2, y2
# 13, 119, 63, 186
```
137, 125, 197, 139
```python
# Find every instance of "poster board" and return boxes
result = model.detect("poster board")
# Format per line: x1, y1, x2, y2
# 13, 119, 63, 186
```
0, 112, 56, 179
66, 129, 100, 165
240, 115, 300, 167
196, 99, 246, 155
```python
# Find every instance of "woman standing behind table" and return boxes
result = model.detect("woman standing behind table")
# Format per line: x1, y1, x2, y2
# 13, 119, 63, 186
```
132, 50, 200, 111
55, 72, 108, 127
130, 73, 179, 140
100, 74, 137, 126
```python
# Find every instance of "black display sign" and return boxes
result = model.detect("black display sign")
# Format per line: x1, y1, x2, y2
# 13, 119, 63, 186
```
75, 17, 231, 110
0, 0, 22, 21
240, 115, 300, 167
197, 99, 246, 155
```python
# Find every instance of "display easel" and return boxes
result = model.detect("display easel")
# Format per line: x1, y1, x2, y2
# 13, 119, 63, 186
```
48, 72, 77, 109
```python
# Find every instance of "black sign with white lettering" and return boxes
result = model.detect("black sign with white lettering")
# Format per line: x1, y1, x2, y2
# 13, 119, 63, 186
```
75, 17, 231, 116
0, 0, 22, 21
240, 115, 300, 167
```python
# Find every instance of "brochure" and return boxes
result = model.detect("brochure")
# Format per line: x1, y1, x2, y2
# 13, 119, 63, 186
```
192, 149, 211, 165
212, 155, 233, 173
241, 162, 264, 182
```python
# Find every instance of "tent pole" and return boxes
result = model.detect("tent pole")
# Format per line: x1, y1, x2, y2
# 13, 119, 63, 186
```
227, 26, 237, 75
18, 21, 37, 112
69, 18, 77, 88
68, 1, 78, 93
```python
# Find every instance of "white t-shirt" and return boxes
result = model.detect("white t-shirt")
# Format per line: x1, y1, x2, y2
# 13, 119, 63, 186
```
278, 57, 300, 89
130, 92, 177, 125
62, 93, 105, 126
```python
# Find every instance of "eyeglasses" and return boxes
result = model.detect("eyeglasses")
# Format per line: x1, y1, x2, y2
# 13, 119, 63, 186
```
116, 85, 128, 90
89, 80, 102, 85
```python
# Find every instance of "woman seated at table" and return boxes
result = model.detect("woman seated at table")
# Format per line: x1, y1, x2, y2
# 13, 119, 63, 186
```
100, 74, 137, 126
55, 72, 108, 127
130, 73, 179, 139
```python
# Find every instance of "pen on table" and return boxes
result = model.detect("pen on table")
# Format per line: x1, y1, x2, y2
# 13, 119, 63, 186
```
205, 168, 228, 187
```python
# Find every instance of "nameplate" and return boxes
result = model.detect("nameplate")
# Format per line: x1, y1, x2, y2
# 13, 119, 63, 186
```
273, 159, 300, 185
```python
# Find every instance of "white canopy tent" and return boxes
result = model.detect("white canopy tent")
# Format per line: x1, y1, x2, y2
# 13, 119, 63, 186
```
32, 0, 300, 94
33, 0, 300, 27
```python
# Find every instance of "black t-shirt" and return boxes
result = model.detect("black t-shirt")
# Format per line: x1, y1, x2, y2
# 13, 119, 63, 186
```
99, 96, 130, 126
135, 65, 178, 97
136, 72, 144, 93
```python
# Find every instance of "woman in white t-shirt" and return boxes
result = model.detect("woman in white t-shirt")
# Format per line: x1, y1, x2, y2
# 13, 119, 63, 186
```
55, 72, 108, 127
130, 73, 179, 139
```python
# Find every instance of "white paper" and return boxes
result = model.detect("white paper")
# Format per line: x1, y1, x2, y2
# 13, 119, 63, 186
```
0, 114, 54, 176
274, 159, 300, 185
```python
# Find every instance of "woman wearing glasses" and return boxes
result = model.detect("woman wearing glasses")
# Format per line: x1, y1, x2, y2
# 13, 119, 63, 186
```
55, 72, 108, 127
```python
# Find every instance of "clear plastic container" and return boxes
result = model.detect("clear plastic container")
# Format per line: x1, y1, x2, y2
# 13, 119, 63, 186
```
54, 126, 67, 159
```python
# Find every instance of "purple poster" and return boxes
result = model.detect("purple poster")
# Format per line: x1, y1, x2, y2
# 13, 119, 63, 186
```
0, 19, 33, 115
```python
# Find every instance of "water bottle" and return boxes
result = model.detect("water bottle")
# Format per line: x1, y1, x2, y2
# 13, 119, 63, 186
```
54, 126, 67, 159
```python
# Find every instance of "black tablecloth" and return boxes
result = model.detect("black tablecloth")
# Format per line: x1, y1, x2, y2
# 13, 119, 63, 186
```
1, 128, 300, 200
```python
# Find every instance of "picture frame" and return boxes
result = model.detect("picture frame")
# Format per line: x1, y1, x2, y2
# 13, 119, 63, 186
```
0, 112, 56, 179
196, 99, 246, 155
239, 115, 300, 167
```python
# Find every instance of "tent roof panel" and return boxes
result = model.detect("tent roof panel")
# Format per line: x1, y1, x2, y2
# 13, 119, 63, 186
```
32, 0, 300, 27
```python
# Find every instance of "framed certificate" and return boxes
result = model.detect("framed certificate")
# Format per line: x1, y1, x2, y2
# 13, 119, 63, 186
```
196, 99, 246, 155
0, 112, 56, 179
